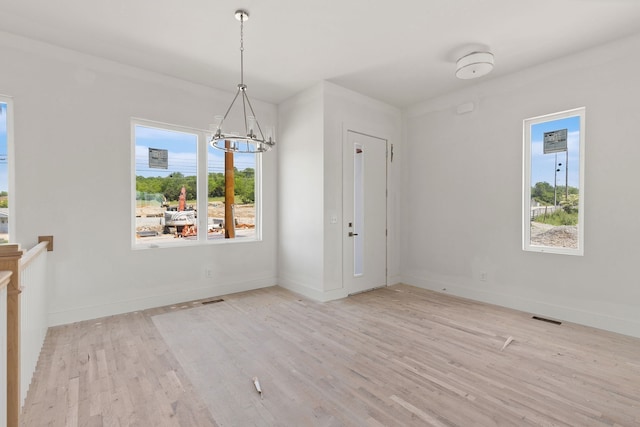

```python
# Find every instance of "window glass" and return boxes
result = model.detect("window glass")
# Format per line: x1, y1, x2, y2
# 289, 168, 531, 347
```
134, 125, 198, 244
523, 108, 585, 255
207, 145, 256, 240
0, 100, 10, 243
133, 120, 259, 248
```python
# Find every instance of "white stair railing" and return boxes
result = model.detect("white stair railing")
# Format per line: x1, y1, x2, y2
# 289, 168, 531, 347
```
0, 271, 12, 427
18, 240, 49, 406
0, 236, 52, 427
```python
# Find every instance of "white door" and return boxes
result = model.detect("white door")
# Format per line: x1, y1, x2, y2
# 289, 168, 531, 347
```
343, 130, 387, 295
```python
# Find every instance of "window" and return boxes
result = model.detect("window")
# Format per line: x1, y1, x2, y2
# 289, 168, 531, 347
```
523, 107, 585, 255
0, 96, 12, 243
132, 119, 259, 248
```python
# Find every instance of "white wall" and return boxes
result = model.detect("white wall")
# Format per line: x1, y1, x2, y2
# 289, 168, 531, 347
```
6, 24, 635, 338
322, 82, 403, 295
0, 32, 278, 325
277, 84, 325, 297
402, 33, 640, 338
278, 81, 402, 301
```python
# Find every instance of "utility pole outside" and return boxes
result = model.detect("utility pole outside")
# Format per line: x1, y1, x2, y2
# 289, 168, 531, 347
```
225, 140, 236, 239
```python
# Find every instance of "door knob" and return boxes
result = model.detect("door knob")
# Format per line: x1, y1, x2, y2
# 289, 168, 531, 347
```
348, 232, 359, 237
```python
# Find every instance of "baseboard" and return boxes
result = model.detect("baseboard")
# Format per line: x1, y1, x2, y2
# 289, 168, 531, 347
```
278, 277, 349, 302
387, 275, 402, 287
279, 274, 403, 303
48, 276, 277, 326
402, 274, 640, 339
277, 277, 325, 301
320, 288, 350, 302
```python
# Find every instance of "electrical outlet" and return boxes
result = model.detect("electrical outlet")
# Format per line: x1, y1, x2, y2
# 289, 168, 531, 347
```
205, 268, 213, 278
480, 272, 487, 281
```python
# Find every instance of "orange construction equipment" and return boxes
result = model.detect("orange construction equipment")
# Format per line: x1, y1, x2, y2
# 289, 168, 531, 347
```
181, 224, 197, 237
178, 186, 186, 211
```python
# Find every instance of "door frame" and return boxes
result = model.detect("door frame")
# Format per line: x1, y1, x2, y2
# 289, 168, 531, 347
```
342, 128, 388, 295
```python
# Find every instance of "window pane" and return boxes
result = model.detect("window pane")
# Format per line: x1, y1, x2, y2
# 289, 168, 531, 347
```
207, 144, 256, 240
0, 102, 9, 243
524, 108, 584, 255
135, 125, 198, 244
132, 119, 261, 248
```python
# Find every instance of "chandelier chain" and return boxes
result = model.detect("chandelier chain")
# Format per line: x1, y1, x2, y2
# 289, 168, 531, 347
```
240, 13, 244, 86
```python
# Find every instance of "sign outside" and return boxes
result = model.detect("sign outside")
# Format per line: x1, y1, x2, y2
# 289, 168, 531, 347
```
149, 147, 168, 169
543, 129, 568, 154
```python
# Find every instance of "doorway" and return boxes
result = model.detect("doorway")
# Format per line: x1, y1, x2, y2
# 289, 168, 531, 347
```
343, 130, 387, 295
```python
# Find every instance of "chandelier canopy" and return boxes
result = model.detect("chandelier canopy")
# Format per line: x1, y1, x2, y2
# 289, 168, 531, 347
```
210, 10, 275, 153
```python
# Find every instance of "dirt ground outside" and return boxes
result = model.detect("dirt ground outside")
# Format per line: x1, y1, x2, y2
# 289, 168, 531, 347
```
530, 221, 578, 249
135, 202, 256, 242
137, 203, 254, 224
205, 202, 255, 226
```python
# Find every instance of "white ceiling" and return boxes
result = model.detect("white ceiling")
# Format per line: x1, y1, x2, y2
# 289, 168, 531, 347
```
1, 0, 640, 107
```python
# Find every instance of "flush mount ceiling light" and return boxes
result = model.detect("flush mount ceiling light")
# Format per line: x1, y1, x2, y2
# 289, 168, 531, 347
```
455, 51, 494, 80
210, 9, 275, 153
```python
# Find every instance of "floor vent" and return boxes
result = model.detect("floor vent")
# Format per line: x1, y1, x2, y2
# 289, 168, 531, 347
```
202, 298, 224, 305
532, 316, 562, 325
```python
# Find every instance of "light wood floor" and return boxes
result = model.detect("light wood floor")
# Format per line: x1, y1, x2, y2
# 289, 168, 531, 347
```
21, 285, 640, 426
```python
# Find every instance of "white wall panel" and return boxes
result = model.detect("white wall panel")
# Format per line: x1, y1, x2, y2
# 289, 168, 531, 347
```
402, 33, 640, 338
0, 31, 278, 325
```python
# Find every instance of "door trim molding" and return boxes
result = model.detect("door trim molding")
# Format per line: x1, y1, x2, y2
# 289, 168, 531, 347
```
342, 126, 389, 294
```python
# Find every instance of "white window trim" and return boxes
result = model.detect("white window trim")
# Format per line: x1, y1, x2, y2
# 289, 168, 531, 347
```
0, 95, 14, 241
523, 107, 585, 256
131, 117, 261, 249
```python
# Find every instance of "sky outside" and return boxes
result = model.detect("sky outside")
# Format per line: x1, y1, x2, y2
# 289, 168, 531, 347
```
530, 115, 580, 188
135, 125, 255, 177
4, 114, 578, 194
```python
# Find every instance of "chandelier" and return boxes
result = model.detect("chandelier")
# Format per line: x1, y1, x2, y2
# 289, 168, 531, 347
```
210, 9, 275, 153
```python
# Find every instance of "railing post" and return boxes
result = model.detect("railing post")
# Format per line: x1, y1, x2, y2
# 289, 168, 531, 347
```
0, 244, 23, 427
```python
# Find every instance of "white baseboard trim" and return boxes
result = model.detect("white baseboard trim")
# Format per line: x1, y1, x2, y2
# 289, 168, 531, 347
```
278, 278, 349, 302
321, 288, 349, 302
278, 277, 325, 301
402, 274, 640, 339
48, 276, 277, 326
387, 275, 402, 287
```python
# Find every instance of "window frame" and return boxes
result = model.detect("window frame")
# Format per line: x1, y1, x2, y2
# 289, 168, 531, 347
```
522, 107, 585, 256
0, 95, 14, 243
131, 118, 261, 249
